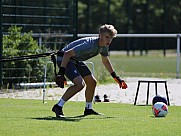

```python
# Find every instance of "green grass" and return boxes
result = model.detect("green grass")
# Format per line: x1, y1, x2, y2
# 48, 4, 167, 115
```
87, 53, 180, 84
0, 98, 181, 136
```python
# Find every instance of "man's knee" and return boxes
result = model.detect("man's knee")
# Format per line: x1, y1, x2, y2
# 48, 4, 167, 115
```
76, 81, 85, 91
85, 76, 97, 87
91, 78, 97, 87
73, 77, 85, 91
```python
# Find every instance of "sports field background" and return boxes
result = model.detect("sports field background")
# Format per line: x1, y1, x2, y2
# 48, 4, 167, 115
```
88, 50, 180, 84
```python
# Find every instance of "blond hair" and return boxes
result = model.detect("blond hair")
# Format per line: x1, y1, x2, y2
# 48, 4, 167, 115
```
99, 24, 117, 37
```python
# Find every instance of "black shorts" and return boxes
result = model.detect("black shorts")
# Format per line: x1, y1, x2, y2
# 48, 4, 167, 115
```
57, 61, 92, 81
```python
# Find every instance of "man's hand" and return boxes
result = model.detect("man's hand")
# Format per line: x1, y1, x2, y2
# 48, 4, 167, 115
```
55, 67, 67, 88
113, 78, 128, 89
111, 72, 128, 89
56, 75, 67, 88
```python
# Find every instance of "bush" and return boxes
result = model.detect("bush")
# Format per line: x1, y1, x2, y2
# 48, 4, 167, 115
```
2, 26, 53, 88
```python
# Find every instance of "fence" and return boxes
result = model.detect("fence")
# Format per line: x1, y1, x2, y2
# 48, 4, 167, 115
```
1, 59, 46, 89
2, 0, 77, 35
0, 0, 78, 86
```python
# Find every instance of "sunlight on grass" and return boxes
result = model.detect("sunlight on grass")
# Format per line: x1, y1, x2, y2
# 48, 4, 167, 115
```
0, 99, 181, 136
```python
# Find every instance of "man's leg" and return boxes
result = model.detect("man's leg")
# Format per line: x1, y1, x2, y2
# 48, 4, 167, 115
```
84, 74, 97, 102
83, 74, 102, 115
52, 61, 85, 117
74, 61, 102, 115
52, 76, 85, 118
61, 76, 85, 101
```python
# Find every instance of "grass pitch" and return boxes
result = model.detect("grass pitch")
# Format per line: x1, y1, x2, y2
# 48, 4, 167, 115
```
90, 54, 178, 79
0, 98, 181, 136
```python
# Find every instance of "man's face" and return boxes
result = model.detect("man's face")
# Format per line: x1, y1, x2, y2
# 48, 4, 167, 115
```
99, 33, 114, 46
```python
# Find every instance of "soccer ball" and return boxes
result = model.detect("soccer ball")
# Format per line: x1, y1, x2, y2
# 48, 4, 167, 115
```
152, 95, 168, 105
152, 102, 168, 117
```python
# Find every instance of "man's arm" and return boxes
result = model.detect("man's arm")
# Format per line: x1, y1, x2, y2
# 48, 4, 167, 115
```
101, 56, 114, 74
56, 49, 75, 88
101, 56, 128, 89
61, 49, 75, 68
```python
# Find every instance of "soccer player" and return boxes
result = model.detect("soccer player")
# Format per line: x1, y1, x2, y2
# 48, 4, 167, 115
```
52, 24, 128, 117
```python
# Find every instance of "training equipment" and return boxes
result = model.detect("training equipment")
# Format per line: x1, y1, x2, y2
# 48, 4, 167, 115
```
94, 95, 101, 102
0, 52, 55, 62
152, 95, 168, 105
152, 102, 168, 117
103, 94, 110, 102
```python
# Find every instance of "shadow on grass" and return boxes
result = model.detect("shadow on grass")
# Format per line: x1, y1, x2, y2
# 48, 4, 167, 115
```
31, 115, 115, 122
150, 115, 166, 118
